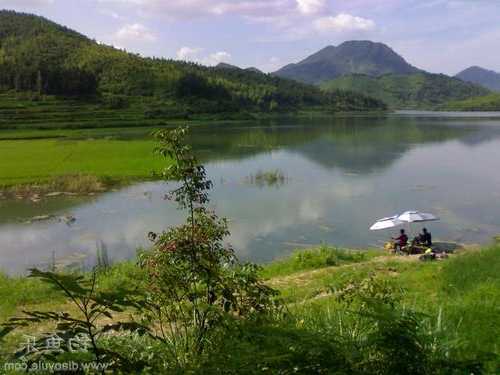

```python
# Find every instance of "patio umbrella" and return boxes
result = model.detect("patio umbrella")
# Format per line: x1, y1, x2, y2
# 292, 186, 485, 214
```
370, 216, 405, 231
397, 211, 439, 223
397, 211, 439, 236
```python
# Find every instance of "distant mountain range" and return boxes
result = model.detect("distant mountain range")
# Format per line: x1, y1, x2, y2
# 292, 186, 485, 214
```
0, 10, 495, 113
273, 41, 420, 84
455, 66, 500, 92
0, 10, 387, 122
272, 41, 493, 108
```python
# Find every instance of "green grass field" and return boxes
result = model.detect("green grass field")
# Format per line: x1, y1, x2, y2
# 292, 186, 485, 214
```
0, 92, 177, 188
1, 246, 499, 372
0, 138, 167, 187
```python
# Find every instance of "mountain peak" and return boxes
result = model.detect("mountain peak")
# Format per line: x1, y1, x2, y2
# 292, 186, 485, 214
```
456, 66, 500, 92
245, 67, 263, 74
274, 40, 420, 85
215, 62, 240, 70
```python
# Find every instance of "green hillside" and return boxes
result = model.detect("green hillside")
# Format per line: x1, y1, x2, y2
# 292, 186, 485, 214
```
321, 73, 490, 109
274, 41, 420, 84
443, 93, 500, 111
0, 10, 385, 129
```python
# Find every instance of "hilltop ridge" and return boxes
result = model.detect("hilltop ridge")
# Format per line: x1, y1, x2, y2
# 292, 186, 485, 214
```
274, 40, 420, 84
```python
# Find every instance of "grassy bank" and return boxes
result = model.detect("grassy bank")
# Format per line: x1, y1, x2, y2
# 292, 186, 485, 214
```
1, 245, 499, 373
0, 138, 170, 189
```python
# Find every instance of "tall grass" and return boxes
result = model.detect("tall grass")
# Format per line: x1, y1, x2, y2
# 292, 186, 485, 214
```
1, 247, 498, 373
261, 246, 381, 278
435, 246, 500, 364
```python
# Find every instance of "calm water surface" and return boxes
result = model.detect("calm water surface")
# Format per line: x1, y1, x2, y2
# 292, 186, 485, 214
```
2, 112, 500, 274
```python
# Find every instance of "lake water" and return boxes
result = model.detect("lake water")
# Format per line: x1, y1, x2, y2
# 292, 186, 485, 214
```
2, 111, 500, 274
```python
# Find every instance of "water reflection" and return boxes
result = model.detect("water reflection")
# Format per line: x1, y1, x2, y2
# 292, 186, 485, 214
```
2, 114, 500, 274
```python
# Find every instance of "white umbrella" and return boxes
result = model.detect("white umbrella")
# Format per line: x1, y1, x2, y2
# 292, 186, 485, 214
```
370, 216, 405, 231
397, 211, 439, 237
397, 211, 439, 223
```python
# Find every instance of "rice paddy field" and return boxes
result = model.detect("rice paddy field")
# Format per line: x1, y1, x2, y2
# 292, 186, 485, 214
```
0, 93, 166, 131
0, 93, 178, 187
0, 138, 164, 186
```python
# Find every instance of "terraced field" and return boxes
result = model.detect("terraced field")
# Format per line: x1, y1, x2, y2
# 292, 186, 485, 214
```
0, 93, 168, 131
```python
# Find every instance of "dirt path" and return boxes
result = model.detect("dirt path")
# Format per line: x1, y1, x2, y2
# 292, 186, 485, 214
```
267, 245, 474, 290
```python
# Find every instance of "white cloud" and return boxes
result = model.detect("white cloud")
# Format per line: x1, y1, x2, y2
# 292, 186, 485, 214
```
0, 0, 53, 5
100, 0, 308, 20
203, 51, 231, 65
296, 0, 326, 15
176, 47, 231, 66
314, 13, 376, 32
176, 46, 203, 61
114, 23, 157, 42
101, 1, 378, 45
99, 8, 126, 20
260, 56, 282, 72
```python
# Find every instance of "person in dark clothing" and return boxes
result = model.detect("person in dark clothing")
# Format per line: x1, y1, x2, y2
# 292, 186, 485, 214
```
420, 228, 432, 247
393, 229, 408, 252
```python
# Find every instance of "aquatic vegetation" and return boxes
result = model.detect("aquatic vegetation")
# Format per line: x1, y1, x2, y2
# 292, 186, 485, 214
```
245, 169, 289, 188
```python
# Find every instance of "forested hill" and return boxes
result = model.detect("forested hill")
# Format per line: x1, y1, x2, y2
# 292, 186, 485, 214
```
274, 41, 420, 84
0, 10, 386, 120
320, 73, 490, 109
455, 66, 500, 92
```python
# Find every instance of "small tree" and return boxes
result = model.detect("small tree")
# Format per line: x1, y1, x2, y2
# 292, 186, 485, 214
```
139, 127, 278, 365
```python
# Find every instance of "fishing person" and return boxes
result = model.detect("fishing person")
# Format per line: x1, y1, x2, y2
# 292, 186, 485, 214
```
393, 229, 408, 252
419, 228, 433, 247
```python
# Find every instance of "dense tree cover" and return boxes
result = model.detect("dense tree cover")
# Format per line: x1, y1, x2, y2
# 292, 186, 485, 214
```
443, 93, 500, 111
321, 73, 490, 109
0, 10, 386, 115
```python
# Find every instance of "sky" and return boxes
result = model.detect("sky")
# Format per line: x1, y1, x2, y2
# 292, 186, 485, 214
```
1, 0, 500, 74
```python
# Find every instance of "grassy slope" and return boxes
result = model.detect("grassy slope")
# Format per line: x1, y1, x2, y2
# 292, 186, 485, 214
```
1, 246, 499, 370
321, 73, 490, 109
264, 246, 500, 362
444, 93, 500, 111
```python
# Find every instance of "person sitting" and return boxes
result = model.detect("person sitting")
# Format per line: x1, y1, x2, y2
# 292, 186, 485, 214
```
419, 228, 433, 247
392, 229, 408, 253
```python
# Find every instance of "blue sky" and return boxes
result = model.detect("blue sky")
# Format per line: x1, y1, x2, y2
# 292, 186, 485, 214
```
2, 0, 500, 74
